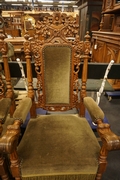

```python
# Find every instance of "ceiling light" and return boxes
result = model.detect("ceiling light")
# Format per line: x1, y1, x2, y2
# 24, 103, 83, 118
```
38, 0, 53, 2
42, 4, 53, 6
11, 3, 22, 5
5, 0, 18, 1
58, 4, 68, 7
73, 5, 78, 7
59, 1, 75, 3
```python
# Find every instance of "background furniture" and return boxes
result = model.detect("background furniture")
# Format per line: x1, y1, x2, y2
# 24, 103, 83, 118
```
92, 0, 120, 89
4, 37, 25, 61
76, 0, 102, 40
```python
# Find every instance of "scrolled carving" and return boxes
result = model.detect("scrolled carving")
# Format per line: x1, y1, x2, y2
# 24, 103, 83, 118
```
0, 74, 5, 98
84, 31, 91, 55
97, 120, 120, 151
35, 12, 79, 40
24, 32, 31, 56
0, 30, 8, 56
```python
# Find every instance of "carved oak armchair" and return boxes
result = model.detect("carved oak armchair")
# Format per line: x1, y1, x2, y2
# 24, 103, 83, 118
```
0, 17, 120, 180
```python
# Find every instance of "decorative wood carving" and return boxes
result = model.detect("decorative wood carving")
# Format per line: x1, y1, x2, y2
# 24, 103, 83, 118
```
35, 12, 79, 40
0, 73, 5, 99
95, 118, 120, 180
24, 17, 91, 114
0, 30, 16, 116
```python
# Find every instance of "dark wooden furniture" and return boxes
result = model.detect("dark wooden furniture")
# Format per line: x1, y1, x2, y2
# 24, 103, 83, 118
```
0, 14, 120, 180
92, 0, 120, 89
76, 0, 102, 40
4, 11, 24, 37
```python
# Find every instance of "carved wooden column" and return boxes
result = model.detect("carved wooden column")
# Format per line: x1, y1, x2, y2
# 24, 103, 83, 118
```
0, 30, 16, 117
24, 32, 36, 118
80, 31, 91, 117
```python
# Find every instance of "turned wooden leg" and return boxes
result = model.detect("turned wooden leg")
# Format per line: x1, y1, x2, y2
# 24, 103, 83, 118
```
0, 154, 10, 180
95, 145, 108, 180
9, 150, 22, 180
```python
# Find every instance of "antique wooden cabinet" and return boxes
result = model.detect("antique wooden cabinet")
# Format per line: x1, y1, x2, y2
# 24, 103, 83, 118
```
92, 0, 120, 89
76, 0, 102, 40
92, 0, 120, 63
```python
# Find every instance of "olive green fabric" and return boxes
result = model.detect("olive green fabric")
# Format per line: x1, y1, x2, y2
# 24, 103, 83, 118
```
13, 97, 32, 123
0, 98, 11, 123
18, 114, 100, 180
84, 97, 104, 123
1, 115, 15, 136
43, 46, 72, 104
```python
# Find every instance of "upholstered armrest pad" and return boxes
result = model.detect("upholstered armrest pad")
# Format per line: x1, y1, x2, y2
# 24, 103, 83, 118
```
13, 97, 32, 123
0, 98, 11, 123
84, 97, 104, 124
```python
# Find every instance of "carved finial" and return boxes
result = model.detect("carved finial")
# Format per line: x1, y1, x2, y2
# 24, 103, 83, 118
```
84, 31, 91, 42
24, 31, 30, 41
0, 30, 5, 41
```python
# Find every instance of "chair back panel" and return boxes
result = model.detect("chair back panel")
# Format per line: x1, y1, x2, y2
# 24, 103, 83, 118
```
43, 45, 72, 105
24, 12, 91, 115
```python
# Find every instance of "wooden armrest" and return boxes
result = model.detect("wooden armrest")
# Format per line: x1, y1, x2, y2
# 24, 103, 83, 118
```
13, 97, 32, 124
83, 97, 104, 124
0, 120, 21, 153
97, 121, 120, 151
0, 97, 32, 153
84, 97, 120, 151
0, 98, 11, 124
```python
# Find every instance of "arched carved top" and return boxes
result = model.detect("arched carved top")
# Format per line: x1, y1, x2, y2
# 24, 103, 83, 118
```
24, 13, 90, 111
34, 12, 79, 40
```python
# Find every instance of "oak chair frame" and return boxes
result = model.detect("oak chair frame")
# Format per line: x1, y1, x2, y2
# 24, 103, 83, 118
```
0, 12, 120, 180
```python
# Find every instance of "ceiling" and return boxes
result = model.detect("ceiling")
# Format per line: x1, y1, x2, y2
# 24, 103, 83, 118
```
0, 0, 78, 12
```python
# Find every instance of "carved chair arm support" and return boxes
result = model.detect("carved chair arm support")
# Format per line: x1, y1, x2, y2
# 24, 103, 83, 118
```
0, 97, 32, 153
0, 120, 21, 153
97, 120, 120, 151
83, 97, 120, 151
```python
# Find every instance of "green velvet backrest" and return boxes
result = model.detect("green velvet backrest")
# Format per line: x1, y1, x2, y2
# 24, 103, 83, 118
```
42, 45, 72, 105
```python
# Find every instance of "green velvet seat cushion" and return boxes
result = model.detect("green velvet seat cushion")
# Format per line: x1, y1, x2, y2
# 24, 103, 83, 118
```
18, 114, 100, 180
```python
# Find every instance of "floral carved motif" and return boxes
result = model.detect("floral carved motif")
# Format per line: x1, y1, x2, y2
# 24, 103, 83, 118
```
35, 12, 79, 40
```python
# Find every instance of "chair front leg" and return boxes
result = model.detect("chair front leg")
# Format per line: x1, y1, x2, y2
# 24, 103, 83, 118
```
0, 153, 10, 180
9, 150, 22, 180
95, 144, 108, 180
